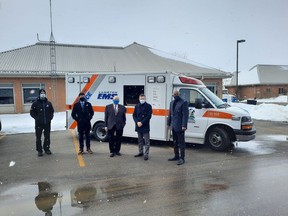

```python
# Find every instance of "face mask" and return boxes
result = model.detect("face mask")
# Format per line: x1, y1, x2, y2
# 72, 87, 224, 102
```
40, 93, 46, 99
139, 99, 145, 104
80, 97, 85, 102
113, 100, 119, 105
174, 96, 180, 101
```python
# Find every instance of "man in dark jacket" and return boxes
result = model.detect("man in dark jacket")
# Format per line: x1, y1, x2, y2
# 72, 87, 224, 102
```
167, 90, 189, 165
104, 96, 126, 157
133, 94, 152, 160
30, 89, 54, 157
71, 92, 94, 155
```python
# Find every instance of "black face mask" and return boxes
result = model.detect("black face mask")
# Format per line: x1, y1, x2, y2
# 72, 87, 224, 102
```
174, 96, 180, 101
80, 97, 85, 102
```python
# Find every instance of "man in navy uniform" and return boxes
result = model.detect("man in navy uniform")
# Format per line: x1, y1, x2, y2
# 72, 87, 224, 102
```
167, 90, 189, 165
71, 92, 94, 155
30, 89, 54, 157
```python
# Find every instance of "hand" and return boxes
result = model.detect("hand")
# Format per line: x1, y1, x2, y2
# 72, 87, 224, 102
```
182, 127, 187, 131
104, 127, 108, 131
137, 122, 143, 127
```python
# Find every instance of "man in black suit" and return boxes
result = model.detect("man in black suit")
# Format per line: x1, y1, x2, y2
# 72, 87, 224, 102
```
167, 90, 189, 165
104, 96, 126, 157
71, 92, 94, 155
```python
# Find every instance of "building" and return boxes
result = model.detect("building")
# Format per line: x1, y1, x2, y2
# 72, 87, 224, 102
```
225, 64, 288, 100
0, 42, 230, 114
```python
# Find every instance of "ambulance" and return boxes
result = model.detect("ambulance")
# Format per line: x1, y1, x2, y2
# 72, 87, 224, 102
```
66, 71, 256, 151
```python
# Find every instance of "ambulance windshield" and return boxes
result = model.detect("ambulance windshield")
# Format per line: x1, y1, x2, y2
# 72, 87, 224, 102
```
200, 87, 227, 108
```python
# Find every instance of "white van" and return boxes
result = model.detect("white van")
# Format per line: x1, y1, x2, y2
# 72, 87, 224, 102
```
66, 72, 256, 151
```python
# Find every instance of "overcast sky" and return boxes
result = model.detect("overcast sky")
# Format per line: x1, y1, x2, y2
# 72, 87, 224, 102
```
0, 0, 287, 72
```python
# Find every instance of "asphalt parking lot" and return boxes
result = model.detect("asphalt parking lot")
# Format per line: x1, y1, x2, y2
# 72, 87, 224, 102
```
0, 120, 288, 216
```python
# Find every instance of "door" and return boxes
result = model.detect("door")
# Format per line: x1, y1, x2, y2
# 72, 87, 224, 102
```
179, 88, 209, 144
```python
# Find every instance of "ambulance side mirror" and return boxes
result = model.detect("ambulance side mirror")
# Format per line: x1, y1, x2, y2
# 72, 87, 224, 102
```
194, 98, 203, 109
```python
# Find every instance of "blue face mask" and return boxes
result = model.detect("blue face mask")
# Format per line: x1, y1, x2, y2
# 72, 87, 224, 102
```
113, 100, 119, 105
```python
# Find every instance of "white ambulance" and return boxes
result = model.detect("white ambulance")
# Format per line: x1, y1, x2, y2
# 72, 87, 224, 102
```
66, 72, 256, 151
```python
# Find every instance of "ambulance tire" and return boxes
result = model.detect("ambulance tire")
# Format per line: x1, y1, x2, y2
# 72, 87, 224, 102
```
93, 122, 108, 142
206, 127, 230, 151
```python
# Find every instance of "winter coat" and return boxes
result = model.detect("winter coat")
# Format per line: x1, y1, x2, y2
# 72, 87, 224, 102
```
71, 101, 94, 132
133, 102, 152, 133
30, 98, 54, 125
167, 97, 189, 132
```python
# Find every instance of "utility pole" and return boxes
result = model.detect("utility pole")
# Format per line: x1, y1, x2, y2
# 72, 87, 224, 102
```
49, 0, 57, 110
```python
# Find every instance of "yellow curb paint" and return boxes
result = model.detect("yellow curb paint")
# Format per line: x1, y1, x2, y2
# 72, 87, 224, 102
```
70, 129, 85, 167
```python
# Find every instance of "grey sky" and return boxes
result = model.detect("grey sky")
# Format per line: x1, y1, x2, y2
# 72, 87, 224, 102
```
0, 0, 287, 72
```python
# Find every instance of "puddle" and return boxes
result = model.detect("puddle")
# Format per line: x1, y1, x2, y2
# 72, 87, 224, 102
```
0, 182, 107, 216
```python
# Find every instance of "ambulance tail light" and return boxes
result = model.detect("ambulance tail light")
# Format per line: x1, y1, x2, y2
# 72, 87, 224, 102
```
179, 77, 204, 85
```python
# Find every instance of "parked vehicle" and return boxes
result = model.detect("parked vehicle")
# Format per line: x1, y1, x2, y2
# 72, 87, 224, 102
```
66, 72, 256, 151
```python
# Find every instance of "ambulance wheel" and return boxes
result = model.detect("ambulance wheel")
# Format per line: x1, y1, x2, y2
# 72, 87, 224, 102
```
93, 122, 108, 142
206, 127, 230, 151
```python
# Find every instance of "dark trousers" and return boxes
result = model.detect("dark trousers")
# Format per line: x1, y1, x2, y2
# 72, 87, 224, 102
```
35, 123, 51, 153
78, 130, 91, 151
108, 125, 123, 153
172, 130, 186, 159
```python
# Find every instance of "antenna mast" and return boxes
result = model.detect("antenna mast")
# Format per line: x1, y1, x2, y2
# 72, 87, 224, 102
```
49, 0, 57, 110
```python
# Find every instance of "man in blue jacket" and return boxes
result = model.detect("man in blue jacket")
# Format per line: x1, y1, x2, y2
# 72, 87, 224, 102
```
133, 94, 152, 160
167, 90, 189, 165
30, 89, 54, 156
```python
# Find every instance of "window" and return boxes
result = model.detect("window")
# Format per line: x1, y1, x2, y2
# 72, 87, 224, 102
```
22, 83, 45, 104
124, 85, 144, 106
266, 88, 271, 93
180, 88, 207, 107
0, 83, 14, 105
279, 88, 285, 94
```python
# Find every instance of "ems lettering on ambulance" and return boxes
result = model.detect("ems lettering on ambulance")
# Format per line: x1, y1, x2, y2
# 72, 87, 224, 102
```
97, 91, 118, 100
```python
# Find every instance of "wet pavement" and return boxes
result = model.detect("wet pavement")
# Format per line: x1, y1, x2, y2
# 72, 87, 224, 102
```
0, 120, 288, 216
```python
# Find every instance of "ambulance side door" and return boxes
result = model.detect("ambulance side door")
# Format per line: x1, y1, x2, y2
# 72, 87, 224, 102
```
179, 88, 208, 144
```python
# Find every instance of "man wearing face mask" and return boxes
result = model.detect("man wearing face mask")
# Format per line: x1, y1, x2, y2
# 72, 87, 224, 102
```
104, 96, 126, 157
167, 90, 189, 165
30, 89, 54, 157
133, 94, 152, 160
71, 92, 94, 155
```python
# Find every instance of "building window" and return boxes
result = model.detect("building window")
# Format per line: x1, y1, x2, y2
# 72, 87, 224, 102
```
206, 83, 218, 95
22, 83, 45, 104
279, 88, 285, 94
123, 85, 144, 106
0, 83, 14, 105
266, 88, 271, 93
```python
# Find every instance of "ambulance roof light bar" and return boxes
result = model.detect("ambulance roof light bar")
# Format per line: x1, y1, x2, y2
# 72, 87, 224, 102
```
179, 76, 204, 85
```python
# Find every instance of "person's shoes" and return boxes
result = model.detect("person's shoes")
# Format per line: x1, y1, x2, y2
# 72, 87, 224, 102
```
115, 152, 121, 156
38, 152, 43, 157
45, 150, 52, 155
87, 149, 93, 154
110, 153, 115, 157
134, 153, 143, 157
177, 159, 185, 165
78, 150, 83, 155
144, 155, 149, 160
168, 156, 179, 161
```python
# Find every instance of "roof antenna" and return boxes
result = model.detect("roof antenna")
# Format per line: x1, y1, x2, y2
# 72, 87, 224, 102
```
49, 0, 55, 42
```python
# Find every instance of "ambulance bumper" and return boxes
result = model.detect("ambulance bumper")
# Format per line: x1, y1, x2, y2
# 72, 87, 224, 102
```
234, 128, 256, 142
